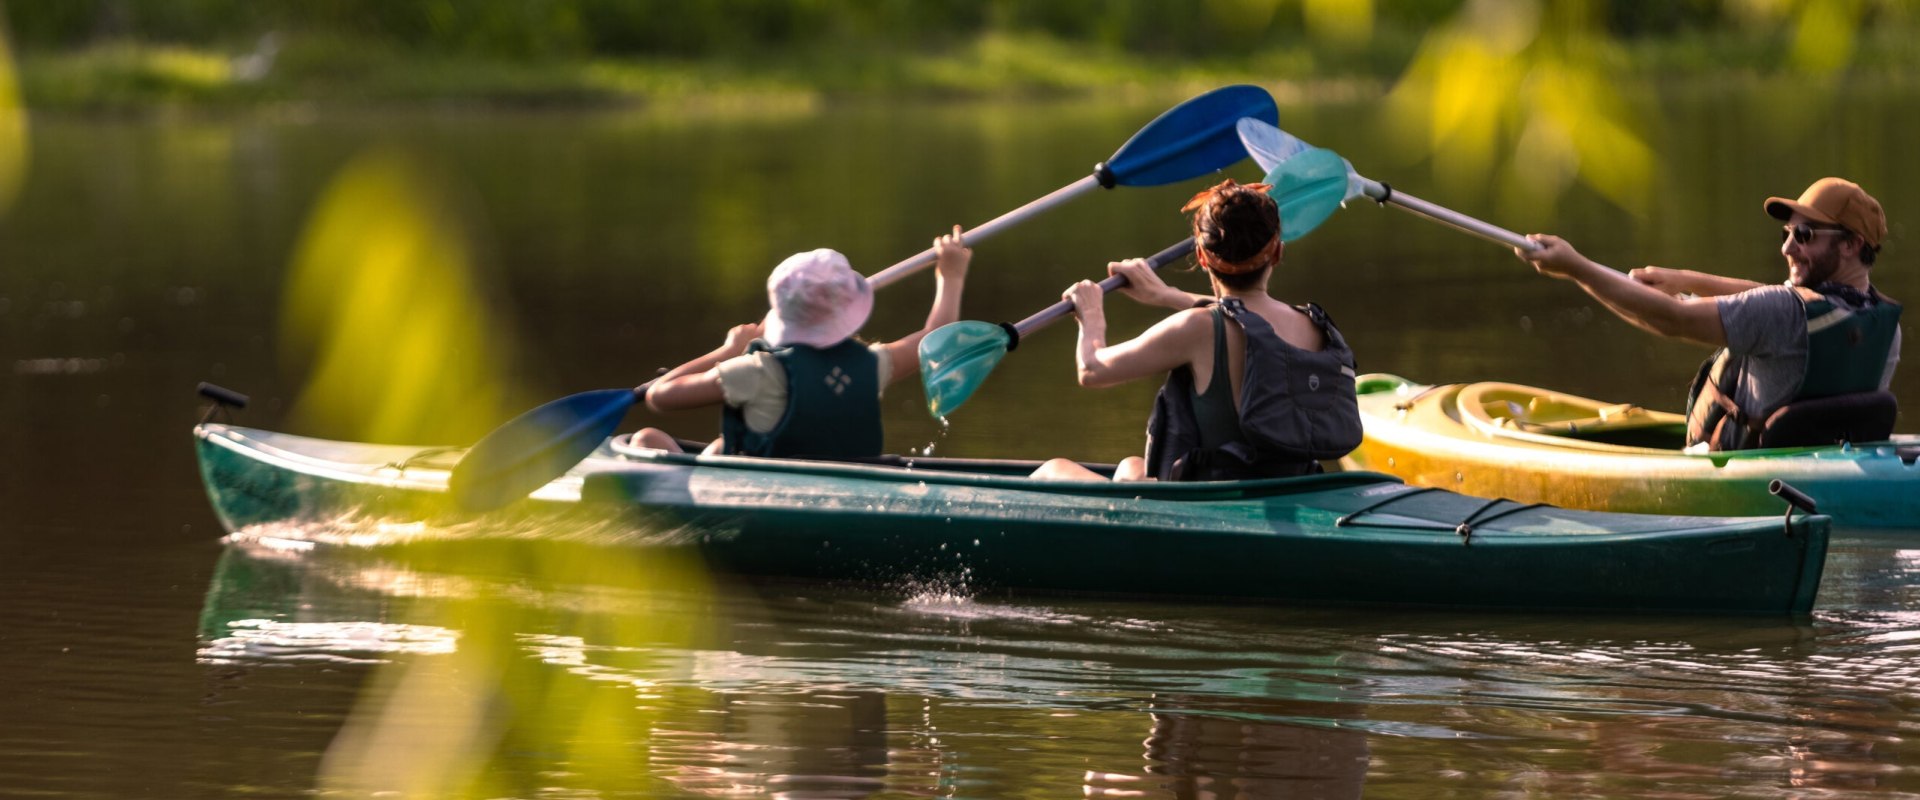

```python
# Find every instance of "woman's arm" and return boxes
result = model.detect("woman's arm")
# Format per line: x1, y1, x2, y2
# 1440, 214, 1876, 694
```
1063, 280, 1204, 388
1109, 258, 1208, 309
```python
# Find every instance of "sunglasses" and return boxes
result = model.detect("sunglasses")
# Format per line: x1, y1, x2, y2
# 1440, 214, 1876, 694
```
1781, 222, 1848, 245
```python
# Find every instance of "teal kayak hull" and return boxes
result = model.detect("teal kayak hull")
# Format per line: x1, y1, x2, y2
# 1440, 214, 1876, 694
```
194, 423, 1829, 614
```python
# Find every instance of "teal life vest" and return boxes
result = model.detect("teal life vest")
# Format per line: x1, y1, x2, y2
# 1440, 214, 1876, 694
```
1144, 298, 1363, 481
1685, 286, 1902, 450
720, 339, 884, 459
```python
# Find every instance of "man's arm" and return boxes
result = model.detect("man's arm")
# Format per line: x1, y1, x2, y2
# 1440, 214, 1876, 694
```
1630, 266, 1765, 298
1517, 236, 1728, 347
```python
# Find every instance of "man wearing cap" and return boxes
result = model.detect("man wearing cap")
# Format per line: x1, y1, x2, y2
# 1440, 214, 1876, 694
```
632, 226, 971, 458
1515, 177, 1902, 451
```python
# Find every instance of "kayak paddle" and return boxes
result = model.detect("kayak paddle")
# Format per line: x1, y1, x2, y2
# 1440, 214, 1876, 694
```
916, 166, 1349, 417
1236, 117, 1541, 252
449, 86, 1281, 512
919, 238, 1194, 418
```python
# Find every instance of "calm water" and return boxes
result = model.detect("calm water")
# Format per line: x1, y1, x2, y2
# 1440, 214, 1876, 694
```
5, 87, 1920, 797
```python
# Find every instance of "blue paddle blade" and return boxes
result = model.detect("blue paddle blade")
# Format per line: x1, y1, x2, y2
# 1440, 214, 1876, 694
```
918, 321, 1014, 418
1105, 85, 1278, 187
1265, 147, 1354, 242
449, 387, 640, 512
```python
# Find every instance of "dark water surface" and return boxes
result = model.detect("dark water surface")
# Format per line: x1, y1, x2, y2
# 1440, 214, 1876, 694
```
5, 88, 1920, 797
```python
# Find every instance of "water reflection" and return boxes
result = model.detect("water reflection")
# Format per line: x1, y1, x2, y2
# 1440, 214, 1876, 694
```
1082, 694, 1369, 799
7, 77, 1920, 797
191, 534, 1920, 797
651, 691, 896, 799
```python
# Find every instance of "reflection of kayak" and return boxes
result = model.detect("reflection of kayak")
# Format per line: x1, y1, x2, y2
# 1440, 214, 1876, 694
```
1345, 374, 1920, 528
195, 423, 1829, 614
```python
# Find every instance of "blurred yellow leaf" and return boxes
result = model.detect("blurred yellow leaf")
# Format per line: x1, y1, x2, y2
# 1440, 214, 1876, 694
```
318, 543, 714, 797
1790, 0, 1864, 75
1304, 0, 1375, 43
282, 147, 522, 444
0, 20, 28, 218
1384, 0, 1653, 219
1204, 0, 1283, 36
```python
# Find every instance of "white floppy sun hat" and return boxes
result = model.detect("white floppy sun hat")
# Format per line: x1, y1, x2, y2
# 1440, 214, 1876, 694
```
762, 248, 874, 348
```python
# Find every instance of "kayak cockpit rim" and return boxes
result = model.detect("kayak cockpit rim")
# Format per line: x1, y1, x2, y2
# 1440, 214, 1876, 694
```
1367, 374, 1911, 459
599, 433, 1403, 501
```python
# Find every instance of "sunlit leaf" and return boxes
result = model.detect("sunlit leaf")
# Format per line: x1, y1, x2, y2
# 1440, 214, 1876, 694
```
1203, 0, 1283, 38
312, 542, 715, 797
281, 147, 524, 444
1790, 0, 1864, 75
0, 19, 28, 218
1383, 0, 1653, 219
1304, 0, 1375, 44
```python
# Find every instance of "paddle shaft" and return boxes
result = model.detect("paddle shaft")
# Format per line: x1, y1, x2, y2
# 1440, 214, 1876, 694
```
1356, 177, 1540, 253
1007, 238, 1198, 346
1239, 118, 1540, 253
866, 174, 1105, 290
870, 85, 1273, 289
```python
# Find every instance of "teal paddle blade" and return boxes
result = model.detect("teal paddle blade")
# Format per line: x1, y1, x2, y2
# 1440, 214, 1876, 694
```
1236, 116, 1310, 174
918, 320, 1014, 418
1265, 147, 1353, 242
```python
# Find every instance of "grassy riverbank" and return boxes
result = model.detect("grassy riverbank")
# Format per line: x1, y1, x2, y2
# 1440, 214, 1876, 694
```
12, 30, 1400, 114
13, 20, 1920, 116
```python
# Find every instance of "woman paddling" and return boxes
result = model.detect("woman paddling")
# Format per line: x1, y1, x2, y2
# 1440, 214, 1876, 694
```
1032, 180, 1362, 481
633, 227, 971, 457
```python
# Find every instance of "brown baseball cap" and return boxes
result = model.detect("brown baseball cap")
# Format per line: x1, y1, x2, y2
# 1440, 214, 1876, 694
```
1765, 177, 1886, 248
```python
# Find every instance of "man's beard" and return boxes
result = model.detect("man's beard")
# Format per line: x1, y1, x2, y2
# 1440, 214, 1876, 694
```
1795, 245, 1842, 287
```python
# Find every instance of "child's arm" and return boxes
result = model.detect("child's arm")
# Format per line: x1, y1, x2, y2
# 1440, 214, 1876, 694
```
645, 322, 763, 411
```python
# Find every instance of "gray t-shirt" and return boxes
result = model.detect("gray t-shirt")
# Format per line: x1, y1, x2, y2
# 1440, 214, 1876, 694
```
1709, 284, 1903, 448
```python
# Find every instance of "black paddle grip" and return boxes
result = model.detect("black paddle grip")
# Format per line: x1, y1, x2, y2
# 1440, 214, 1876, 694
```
1000, 322, 1022, 352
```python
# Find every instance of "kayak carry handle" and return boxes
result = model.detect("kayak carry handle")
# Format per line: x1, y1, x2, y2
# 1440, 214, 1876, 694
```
198, 382, 249, 424
198, 382, 250, 409
1769, 479, 1817, 515
1769, 479, 1817, 540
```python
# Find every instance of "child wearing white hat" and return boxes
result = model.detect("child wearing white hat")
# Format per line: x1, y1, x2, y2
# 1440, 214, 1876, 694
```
633, 227, 970, 458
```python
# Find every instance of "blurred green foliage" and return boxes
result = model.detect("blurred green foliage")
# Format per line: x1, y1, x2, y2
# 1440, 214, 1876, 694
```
0, 16, 25, 217
11, 0, 1882, 62
3, 1, 1914, 112
1, 0, 1446, 58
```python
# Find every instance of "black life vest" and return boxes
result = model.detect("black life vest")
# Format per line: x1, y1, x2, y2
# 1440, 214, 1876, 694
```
1685, 285, 1902, 450
720, 339, 884, 459
1144, 298, 1363, 481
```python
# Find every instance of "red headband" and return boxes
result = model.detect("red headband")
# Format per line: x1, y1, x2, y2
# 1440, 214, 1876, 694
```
1184, 180, 1277, 275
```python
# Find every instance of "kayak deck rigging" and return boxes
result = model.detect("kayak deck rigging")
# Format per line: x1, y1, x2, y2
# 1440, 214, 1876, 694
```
1335, 487, 1555, 543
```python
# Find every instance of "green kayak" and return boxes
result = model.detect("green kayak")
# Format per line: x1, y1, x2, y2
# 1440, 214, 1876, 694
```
195, 423, 1829, 614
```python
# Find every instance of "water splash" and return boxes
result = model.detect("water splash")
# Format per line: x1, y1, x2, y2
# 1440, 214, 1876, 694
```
911, 415, 955, 457
900, 569, 975, 609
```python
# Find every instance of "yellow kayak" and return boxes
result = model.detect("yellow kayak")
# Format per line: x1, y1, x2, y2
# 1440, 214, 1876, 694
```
1345, 374, 1920, 529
